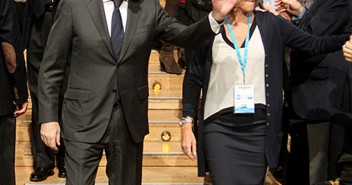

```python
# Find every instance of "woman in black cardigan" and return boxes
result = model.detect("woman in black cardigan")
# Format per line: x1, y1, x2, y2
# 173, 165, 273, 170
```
180, 0, 349, 184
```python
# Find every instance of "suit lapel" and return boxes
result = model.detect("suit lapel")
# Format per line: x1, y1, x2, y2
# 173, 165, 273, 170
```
118, 0, 142, 63
86, 0, 115, 58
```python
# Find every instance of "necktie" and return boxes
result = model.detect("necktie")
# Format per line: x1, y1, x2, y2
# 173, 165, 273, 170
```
111, 0, 124, 104
111, 0, 124, 60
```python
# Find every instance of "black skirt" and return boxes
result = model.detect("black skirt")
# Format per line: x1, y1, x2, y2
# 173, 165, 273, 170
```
203, 106, 267, 185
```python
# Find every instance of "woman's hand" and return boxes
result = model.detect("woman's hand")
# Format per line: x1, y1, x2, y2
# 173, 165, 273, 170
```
181, 122, 197, 160
211, 0, 238, 22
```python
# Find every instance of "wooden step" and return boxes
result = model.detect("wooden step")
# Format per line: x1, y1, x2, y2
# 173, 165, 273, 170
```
148, 50, 184, 73
15, 141, 192, 167
148, 63, 185, 74
148, 73, 184, 91
16, 90, 183, 144
16, 141, 186, 158
149, 49, 179, 64
17, 121, 181, 142
145, 122, 181, 142
18, 89, 182, 123
148, 109, 181, 122
15, 166, 281, 185
17, 108, 182, 125
15, 166, 214, 185
17, 89, 182, 120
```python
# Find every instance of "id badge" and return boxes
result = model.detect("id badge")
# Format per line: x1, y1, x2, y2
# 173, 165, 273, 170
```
234, 84, 255, 114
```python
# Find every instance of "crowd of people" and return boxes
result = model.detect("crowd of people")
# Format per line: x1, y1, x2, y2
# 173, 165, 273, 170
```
0, 0, 352, 185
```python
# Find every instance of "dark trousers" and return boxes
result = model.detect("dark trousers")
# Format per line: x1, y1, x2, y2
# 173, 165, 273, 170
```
27, 11, 64, 169
204, 122, 267, 185
329, 113, 352, 184
286, 119, 330, 185
63, 103, 144, 185
0, 115, 16, 185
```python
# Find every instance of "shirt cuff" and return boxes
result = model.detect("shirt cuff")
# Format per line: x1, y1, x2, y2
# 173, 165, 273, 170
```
292, 7, 308, 22
209, 12, 223, 34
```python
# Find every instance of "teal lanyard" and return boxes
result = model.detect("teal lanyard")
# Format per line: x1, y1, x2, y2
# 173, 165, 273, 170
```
225, 13, 252, 84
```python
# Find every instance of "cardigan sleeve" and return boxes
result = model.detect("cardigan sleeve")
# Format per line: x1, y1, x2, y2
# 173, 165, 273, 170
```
182, 42, 210, 120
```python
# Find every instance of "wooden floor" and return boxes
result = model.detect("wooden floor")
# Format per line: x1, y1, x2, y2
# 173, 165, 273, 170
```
15, 167, 281, 185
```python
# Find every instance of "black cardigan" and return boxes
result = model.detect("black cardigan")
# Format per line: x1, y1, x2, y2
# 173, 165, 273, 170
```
182, 11, 349, 176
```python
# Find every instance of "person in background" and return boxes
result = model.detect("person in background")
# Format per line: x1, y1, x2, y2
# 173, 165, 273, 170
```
22, 0, 67, 181
158, 0, 184, 74
180, 0, 212, 66
0, 0, 29, 184
180, 0, 350, 184
276, 0, 352, 184
158, 0, 212, 74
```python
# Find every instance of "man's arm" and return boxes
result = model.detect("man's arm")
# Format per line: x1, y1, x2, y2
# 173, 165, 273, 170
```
38, 0, 72, 151
275, 0, 306, 23
156, 0, 236, 49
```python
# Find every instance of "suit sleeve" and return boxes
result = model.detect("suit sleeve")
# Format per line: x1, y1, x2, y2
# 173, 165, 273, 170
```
300, 0, 351, 36
278, 15, 349, 55
154, 0, 215, 50
38, 0, 72, 124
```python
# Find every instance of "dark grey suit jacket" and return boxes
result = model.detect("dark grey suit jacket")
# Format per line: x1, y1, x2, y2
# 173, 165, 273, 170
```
38, 0, 215, 143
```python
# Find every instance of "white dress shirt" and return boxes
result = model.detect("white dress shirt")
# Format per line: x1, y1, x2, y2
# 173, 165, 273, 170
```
102, 0, 221, 37
102, 0, 128, 36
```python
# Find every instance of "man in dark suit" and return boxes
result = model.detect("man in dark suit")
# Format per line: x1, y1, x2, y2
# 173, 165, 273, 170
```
278, 0, 352, 184
37, 0, 236, 184
22, 0, 67, 181
0, 0, 28, 184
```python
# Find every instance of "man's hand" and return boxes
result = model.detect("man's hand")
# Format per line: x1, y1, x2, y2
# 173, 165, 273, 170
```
256, 2, 279, 15
275, 0, 303, 17
343, 36, 352, 62
181, 123, 197, 160
14, 102, 28, 117
211, 0, 238, 22
40, 122, 61, 151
